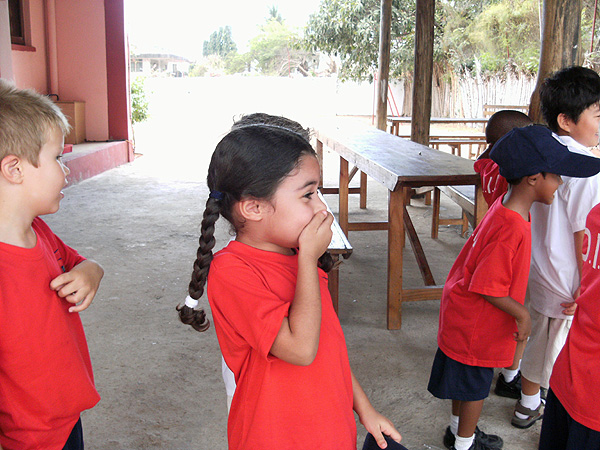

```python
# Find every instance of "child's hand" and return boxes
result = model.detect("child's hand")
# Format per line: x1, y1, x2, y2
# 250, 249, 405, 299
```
298, 210, 333, 261
561, 301, 578, 316
514, 311, 531, 342
359, 408, 402, 449
50, 260, 104, 313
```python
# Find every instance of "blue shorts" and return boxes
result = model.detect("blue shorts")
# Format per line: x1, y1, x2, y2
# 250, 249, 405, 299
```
427, 348, 494, 401
63, 418, 84, 450
539, 389, 600, 450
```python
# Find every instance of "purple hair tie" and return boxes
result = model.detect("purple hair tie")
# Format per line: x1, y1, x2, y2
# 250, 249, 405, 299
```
209, 190, 224, 200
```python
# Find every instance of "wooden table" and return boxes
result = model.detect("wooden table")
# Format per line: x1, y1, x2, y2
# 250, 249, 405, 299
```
388, 116, 488, 136
316, 123, 486, 329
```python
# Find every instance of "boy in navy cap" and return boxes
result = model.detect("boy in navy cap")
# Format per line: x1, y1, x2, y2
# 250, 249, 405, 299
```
428, 125, 600, 450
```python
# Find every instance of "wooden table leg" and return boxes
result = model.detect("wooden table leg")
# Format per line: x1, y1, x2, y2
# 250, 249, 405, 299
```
387, 188, 404, 329
360, 172, 367, 209
339, 157, 349, 236
316, 139, 324, 188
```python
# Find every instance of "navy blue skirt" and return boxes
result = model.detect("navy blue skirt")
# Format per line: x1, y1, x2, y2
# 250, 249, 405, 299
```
427, 348, 494, 401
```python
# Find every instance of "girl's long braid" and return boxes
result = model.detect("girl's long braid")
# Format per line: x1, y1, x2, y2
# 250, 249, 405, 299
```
176, 197, 221, 332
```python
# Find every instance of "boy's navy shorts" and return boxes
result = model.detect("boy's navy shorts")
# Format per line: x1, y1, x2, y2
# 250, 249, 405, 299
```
539, 389, 600, 450
427, 348, 494, 401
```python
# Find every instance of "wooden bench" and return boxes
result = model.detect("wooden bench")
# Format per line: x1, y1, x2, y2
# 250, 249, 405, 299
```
431, 185, 476, 238
320, 191, 353, 313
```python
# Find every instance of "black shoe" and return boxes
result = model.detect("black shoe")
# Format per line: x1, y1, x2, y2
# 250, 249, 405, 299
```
444, 426, 503, 449
540, 387, 548, 401
449, 436, 502, 450
494, 371, 522, 399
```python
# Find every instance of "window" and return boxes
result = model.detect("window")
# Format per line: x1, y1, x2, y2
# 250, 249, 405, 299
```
8, 0, 25, 45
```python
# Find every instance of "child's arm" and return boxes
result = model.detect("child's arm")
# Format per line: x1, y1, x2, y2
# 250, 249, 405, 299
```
561, 230, 584, 315
352, 370, 402, 449
270, 210, 333, 366
50, 259, 104, 313
482, 295, 531, 341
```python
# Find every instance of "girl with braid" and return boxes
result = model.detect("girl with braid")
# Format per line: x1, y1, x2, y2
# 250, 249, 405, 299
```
177, 124, 402, 450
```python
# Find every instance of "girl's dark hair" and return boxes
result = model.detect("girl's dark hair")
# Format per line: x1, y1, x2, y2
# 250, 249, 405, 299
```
177, 124, 333, 331
540, 66, 600, 132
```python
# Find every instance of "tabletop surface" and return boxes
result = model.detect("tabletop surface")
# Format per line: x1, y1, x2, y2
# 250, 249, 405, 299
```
316, 124, 479, 191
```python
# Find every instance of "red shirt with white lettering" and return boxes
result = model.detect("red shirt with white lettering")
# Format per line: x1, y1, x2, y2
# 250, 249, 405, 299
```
551, 203, 600, 431
474, 158, 508, 208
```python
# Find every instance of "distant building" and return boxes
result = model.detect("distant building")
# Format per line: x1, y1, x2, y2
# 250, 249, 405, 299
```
130, 53, 191, 77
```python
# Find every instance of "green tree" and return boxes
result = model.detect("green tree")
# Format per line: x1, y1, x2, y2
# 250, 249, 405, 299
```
130, 77, 149, 125
305, 0, 446, 81
268, 5, 283, 23
203, 26, 238, 58
249, 16, 312, 75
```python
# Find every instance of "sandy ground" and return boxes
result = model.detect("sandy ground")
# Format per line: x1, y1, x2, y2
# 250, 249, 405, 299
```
44, 77, 541, 449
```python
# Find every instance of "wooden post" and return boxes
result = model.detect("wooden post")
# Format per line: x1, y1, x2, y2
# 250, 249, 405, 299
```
411, 0, 435, 145
376, 0, 392, 131
529, 0, 583, 123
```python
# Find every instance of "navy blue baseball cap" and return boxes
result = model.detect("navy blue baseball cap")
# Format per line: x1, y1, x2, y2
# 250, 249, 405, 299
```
490, 125, 600, 180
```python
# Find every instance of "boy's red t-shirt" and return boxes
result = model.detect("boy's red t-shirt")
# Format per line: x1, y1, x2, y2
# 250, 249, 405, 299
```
207, 241, 356, 450
473, 158, 508, 208
438, 197, 531, 367
0, 218, 100, 450
551, 203, 600, 431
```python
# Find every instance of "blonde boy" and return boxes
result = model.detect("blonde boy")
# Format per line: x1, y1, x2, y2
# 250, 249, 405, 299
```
0, 80, 103, 450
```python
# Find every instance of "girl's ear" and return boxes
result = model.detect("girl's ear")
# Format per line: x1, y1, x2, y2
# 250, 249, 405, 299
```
0, 155, 24, 183
236, 198, 268, 222
557, 113, 574, 134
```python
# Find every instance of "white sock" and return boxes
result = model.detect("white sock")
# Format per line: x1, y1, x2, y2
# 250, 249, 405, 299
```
454, 434, 475, 450
450, 414, 459, 436
501, 367, 519, 383
515, 391, 541, 419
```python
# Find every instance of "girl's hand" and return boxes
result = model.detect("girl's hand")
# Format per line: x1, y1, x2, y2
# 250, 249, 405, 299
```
298, 210, 333, 261
359, 408, 402, 449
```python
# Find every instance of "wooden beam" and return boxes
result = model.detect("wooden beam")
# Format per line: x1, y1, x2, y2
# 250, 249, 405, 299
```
529, 0, 583, 123
376, 0, 392, 131
411, 0, 435, 145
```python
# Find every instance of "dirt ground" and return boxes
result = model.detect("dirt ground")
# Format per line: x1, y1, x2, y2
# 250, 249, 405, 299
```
44, 77, 541, 449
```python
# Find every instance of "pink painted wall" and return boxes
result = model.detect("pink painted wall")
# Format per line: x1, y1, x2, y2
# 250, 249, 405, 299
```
11, 0, 47, 93
54, 0, 109, 141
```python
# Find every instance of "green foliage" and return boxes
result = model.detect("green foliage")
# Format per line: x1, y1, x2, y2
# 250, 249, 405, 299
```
130, 77, 149, 125
463, 0, 540, 74
304, 0, 589, 80
225, 52, 252, 75
304, 0, 445, 81
249, 18, 310, 75
189, 63, 208, 77
203, 26, 238, 58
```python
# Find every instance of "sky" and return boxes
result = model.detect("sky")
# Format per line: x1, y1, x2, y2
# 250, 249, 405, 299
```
125, 0, 323, 60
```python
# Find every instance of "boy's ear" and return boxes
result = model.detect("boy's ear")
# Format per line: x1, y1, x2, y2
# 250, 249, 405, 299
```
0, 155, 24, 183
235, 198, 269, 222
557, 113, 574, 134
526, 172, 542, 186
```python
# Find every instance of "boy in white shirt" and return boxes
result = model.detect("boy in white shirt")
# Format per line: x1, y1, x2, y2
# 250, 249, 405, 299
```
512, 66, 600, 429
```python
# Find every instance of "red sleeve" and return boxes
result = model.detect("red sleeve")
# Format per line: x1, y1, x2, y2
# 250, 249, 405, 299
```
207, 254, 290, 361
